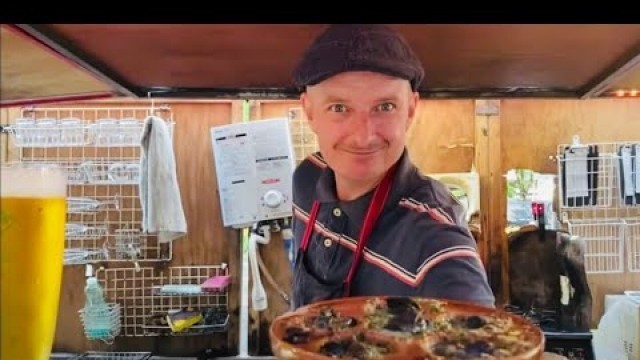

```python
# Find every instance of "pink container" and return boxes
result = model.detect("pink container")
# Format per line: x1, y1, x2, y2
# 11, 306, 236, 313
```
200, 275, 230, 293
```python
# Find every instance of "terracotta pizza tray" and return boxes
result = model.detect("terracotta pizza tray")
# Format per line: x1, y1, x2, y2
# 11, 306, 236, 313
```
270, 296, 545, 360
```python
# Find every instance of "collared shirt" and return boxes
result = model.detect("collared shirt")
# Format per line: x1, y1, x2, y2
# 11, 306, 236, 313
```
290, 149, 495, 309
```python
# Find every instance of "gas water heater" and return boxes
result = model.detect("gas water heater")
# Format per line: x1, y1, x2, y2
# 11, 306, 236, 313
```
210, 118, 296, 229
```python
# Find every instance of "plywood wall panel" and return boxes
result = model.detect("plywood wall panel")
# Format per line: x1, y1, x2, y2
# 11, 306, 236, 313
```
407, 100, 476, 174
3, 97, 636, 355
1, 100, 238, 355
501, 98, 640, 174
501, 98, 640, 327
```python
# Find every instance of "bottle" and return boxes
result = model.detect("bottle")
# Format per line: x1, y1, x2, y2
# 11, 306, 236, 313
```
83, 277, 111, 339
85, 277, 107, 307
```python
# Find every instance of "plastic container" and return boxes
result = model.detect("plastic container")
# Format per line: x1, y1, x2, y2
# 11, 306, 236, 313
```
82, 277, 112, 339
200, 275, 231, 293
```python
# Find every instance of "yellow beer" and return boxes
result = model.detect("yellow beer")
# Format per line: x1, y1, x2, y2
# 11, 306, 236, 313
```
1, 165, 66, 360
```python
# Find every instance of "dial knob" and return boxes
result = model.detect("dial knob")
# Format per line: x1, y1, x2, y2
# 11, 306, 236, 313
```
263, 190, 284, 208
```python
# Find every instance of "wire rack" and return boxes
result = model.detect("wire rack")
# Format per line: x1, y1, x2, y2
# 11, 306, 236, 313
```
74, 352, 152, 360
287, 107, 318, 164
78, 302, 122, 343
557, 140, 640, 221
96, 265, 230, 337
556, 138, 640, 274
626, 219, 640, 272
567, 219, 626, 273
4, 106, 175, 265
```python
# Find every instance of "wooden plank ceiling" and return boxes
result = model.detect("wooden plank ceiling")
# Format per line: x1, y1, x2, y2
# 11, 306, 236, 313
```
3, 24, 640, 106
0, 25, 116, 107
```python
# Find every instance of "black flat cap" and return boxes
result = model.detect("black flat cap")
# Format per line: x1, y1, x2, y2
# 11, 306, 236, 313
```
292, 24, 425, 91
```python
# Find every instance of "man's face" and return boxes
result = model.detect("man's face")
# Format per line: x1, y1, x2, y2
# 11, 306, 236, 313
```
301, 71, 419, 187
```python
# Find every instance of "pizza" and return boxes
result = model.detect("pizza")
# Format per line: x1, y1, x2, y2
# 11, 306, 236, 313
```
269, 296, 544, 359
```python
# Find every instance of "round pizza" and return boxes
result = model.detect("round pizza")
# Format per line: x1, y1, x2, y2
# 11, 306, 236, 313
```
270, 296, 544, 359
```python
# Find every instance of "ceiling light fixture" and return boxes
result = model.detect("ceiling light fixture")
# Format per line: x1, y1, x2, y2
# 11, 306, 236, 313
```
608, 89, 640, 97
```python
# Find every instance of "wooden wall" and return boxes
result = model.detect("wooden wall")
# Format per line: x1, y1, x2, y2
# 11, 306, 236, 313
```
500, 98, 640, 327
1, 107, 21, 160
1, 97, 638, 356
407, 99, 476, 173
501, 98, 640, 173
1, 100, 243, 356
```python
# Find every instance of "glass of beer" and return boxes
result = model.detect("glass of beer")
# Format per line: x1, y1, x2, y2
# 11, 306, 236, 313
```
1, 163, 67, 360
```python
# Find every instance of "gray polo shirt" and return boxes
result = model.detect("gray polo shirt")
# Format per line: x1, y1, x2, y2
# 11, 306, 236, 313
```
290, 149, 495, 309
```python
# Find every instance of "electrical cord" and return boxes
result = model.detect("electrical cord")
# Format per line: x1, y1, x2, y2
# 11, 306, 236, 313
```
256, 249, 290, 305
251, 220, 291, 306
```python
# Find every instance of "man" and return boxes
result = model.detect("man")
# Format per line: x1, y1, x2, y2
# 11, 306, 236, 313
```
289, 24, 495, 309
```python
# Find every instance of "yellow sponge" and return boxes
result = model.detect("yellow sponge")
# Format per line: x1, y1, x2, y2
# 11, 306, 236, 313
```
166, 309, 203, 333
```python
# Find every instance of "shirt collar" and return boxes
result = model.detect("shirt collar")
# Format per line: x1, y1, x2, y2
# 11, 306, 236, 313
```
314, 147, 418, 208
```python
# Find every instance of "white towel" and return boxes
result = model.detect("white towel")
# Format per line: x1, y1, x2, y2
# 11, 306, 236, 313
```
621, 145, 635, 197
139, 116, 187, 243
564, 147, 589, 199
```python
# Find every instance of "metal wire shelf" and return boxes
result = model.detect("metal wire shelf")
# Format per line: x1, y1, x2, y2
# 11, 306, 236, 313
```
626, 219, 640, 272
96, 265, 230, 337
3, 106, 176, 265
142, 310, 229, 336
567, 218, 626, 274
78, 303, 122, 343
556, 139, 640, 223
5, 106, 173, 148
287, 107, 318, 165
74, 352, 152, 360
556, 137, 640, 275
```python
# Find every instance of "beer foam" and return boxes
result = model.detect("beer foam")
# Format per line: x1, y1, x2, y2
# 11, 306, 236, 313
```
1, 165, 67, 197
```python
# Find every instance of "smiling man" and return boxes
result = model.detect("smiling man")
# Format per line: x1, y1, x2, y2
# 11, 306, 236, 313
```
289, 24, 495, 309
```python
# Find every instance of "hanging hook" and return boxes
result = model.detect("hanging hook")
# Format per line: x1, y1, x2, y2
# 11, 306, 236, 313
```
570, 134, 587, 149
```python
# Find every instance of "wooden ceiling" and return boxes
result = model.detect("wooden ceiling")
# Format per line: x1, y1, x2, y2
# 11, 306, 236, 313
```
3, 24, 640, 106
0, 25, 115, 106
